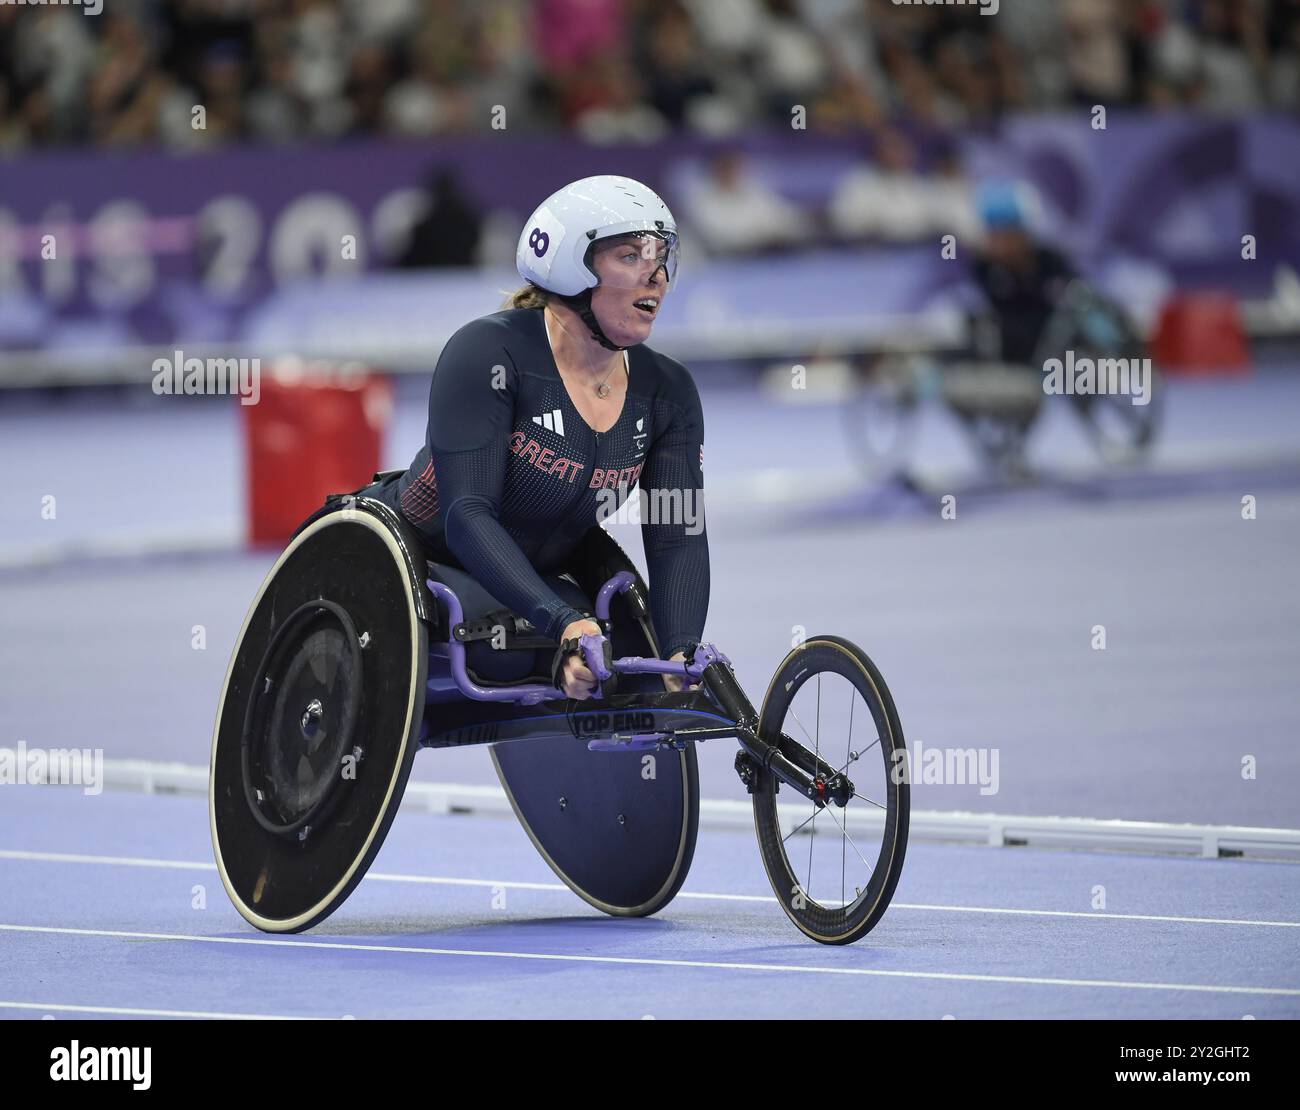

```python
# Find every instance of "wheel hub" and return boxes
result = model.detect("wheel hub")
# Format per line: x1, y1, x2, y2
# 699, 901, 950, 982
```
300, 698, 324, 741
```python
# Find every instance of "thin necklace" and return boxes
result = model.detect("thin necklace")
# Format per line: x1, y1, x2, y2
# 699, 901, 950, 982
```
546, 308, 627, 398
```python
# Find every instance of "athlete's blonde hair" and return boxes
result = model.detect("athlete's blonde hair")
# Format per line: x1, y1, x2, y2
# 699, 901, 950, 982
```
504, 284, 550, 310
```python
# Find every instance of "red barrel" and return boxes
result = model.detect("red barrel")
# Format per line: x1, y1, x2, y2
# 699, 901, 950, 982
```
1151, 293, 1251, 375
244, 361, 393, 545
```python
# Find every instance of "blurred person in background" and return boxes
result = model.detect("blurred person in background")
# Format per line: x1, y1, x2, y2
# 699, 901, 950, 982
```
930, 147, 981, 243
828, 126, 976, 244
3, 2, 97, 144
531, 0, 626, 127
344, 41, 398, 136
85, 13, 164, 146
572, 52, 669, 143
1189, 0, 1270, 111
397, 167, 484, 268
753, 0, 830, 123
966, 182, 1076, 366
674, 0, 769, 132
1264, 0, 1300, 104
383, 51, 455, 136
634, 3, 720, 132
246, 23, 311, 141
343, 0, 423, 43
1061, 0, 1137, 107
681, 0, 767, 60
682, 148, 812, 255
458, 1, 538, 133
279, 0, 352, 139
192, 41, 252, 143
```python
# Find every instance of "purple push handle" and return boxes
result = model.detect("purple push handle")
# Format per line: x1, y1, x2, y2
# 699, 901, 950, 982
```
426, 572, 726, 706
595, 571, 636, 622
427, 579, 565, 705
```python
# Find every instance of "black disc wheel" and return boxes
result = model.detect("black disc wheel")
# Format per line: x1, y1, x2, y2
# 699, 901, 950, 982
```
752, 636, 909, 944
211, 507, 427, 933
241, 599, 364, 837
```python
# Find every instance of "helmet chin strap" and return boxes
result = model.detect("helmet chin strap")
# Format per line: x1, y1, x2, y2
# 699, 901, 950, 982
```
558, 288, 625, 352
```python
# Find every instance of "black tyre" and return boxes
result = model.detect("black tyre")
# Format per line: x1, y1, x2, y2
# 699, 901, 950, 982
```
1072, 364, 1163, 463
752, 636, 909, 944
1047, 281, 1163, 463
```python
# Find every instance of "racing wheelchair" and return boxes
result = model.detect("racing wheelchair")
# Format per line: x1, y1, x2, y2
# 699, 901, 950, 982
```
210, 481, 909, 945
844, 279, 1164, 483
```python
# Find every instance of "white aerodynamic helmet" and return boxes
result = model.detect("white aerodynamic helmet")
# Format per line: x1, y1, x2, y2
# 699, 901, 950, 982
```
516, 175, 679, 298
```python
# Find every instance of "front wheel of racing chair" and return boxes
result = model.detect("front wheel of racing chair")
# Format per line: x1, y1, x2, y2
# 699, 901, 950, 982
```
751, 635, 909, 945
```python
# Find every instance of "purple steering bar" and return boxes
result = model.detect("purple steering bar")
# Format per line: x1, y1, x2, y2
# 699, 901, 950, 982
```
423, 568, 852, 803
425, 569, 731, 753
426, 569, 728, 698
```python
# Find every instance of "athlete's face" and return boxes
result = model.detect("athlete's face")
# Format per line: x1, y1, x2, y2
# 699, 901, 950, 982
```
986, 226, 1031, 267
589, 234, 672, 346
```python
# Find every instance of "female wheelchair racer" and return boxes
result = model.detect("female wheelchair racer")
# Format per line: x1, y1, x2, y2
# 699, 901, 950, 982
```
210, 177, 910, 945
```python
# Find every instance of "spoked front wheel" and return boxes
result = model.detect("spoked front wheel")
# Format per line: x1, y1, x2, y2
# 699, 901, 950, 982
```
752, 635, 909, 944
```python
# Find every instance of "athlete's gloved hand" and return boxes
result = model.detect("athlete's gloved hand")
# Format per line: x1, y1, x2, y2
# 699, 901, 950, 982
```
662, 650, 700, 693
555, 618, 604, 699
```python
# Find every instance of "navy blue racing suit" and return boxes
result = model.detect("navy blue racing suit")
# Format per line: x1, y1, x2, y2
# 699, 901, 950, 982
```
376, 307, 709, 659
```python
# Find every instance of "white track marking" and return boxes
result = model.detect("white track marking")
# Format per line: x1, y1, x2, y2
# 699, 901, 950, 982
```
884, 902, 1300, 928
13, 756, 1300, 860
0, 1000, 330, 1020
2, 848, 1298, 928
1, 924, 1296, 997
0, 849, 216, 871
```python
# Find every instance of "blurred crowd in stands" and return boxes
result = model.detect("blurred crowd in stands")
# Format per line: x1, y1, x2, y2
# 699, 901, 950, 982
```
395, 135, 981, 267
2, 0, 1293, 269
1, 0, 1296, 153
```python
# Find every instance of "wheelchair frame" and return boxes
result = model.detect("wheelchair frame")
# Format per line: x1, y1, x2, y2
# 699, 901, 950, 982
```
212, 491, 907, 944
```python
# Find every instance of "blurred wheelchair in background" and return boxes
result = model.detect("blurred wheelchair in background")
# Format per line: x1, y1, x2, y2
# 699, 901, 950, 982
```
844, 280, 1164, 483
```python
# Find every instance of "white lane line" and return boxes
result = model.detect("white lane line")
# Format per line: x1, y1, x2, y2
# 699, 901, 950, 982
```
0, 849, 216, 872
0, 1000, 331, 1020
3, 848, 1298, 928
884, 903, 1300, 928
2, 924, 1297, 997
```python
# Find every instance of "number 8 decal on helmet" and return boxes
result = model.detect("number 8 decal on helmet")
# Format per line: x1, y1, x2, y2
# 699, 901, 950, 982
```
529, 228, 549, 257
